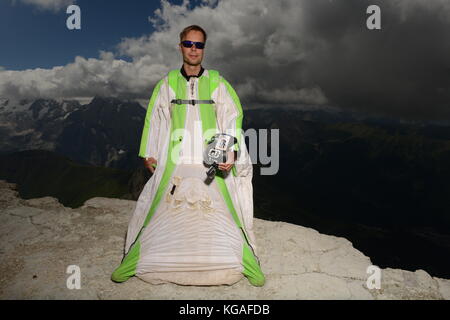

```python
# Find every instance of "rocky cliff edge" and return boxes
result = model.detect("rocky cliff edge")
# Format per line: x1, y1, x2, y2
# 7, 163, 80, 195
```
0, 180, 449, 300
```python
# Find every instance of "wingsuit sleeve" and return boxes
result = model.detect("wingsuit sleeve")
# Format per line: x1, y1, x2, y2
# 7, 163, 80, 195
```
138, 78, 166, 159
219, 77, 244, 153
218, 76, 254, 178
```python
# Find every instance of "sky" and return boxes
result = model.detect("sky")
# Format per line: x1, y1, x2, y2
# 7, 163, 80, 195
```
0, 0, 449, 122
0, 0, 196, 70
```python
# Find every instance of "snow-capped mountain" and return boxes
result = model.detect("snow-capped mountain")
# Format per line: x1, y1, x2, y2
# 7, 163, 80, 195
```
0, 98, 81, 153
0, 96, 146, 170
55, 96, 145, 170
1, 95, 449, 172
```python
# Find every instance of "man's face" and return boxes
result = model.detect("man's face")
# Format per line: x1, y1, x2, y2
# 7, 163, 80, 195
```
179, 30, 205, 66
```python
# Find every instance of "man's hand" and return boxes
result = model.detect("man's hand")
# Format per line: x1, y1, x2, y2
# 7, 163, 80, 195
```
143, 157, 157, 173
218, 150, 236, 172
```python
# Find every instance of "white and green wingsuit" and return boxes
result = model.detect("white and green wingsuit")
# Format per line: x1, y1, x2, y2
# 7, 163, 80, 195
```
111, 67, 265, 286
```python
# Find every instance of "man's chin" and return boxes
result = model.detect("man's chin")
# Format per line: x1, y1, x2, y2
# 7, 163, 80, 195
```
184, 58, 202, 66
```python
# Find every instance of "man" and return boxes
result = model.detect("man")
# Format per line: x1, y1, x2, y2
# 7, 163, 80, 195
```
143, 26, 235, 174
111, 25, 265, 287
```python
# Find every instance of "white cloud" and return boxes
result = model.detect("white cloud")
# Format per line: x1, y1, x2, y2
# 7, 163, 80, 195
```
1, 0, 448, 119
12, 0, 76, 12
0, 54, 168, 100
1, 0, 329, 106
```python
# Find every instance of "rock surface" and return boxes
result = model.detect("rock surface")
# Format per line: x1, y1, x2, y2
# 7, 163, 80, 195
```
0, 179, 449, 300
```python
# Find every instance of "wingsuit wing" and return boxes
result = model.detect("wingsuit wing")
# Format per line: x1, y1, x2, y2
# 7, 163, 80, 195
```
138, 78, 170, 160
125, 77, 171, 253
216, 76, 258, 256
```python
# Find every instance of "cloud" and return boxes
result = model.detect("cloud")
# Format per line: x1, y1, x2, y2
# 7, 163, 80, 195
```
0, 52, 167, 100
1, 0, 449, 121
11, 0, 76, 12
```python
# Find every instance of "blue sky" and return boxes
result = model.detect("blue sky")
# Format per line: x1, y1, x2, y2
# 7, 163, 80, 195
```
0, 0, 448, 121
0, 0, 195, 70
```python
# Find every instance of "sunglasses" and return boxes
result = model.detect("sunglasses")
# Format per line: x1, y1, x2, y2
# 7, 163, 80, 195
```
181, 40, 205, 49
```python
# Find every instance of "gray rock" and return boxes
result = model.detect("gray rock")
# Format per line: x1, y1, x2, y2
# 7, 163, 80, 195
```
0, 179, 449, 300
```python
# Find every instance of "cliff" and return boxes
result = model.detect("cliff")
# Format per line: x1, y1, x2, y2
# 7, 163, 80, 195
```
0, 179, 449, 300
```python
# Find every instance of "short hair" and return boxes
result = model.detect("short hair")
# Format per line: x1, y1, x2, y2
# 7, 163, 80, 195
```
179, 25, 207, 43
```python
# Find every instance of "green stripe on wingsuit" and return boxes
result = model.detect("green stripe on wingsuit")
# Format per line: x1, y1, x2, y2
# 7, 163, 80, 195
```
111, 70, 187, 283
242, 241, 266, 286
202, 72, 265, 287
142, 70, 187, 230
215, 172, 265, 287
111, 238, 141, 282
112, 77, 165, 282
199, 70, 218, 143
138, 78, 164, 158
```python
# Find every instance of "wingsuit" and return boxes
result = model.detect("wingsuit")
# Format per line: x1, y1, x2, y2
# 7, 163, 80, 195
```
111, 66, 265, 286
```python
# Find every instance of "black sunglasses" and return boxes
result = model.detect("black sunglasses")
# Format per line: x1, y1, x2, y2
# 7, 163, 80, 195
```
181, 40, 205, 49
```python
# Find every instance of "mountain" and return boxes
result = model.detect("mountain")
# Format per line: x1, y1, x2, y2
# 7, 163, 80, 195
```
55, 96, 146, 170
245, 108, 450, 278
0, 96, 146, 170
0, 98, 80, 152
0, 150, 138, 208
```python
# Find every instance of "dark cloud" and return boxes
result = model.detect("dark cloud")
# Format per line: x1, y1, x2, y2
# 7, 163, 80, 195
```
300, 0, 450, 121
1, 0, 449, 121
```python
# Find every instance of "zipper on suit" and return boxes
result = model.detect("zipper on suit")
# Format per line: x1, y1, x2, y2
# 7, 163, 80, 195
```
190, 78, 195, 101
